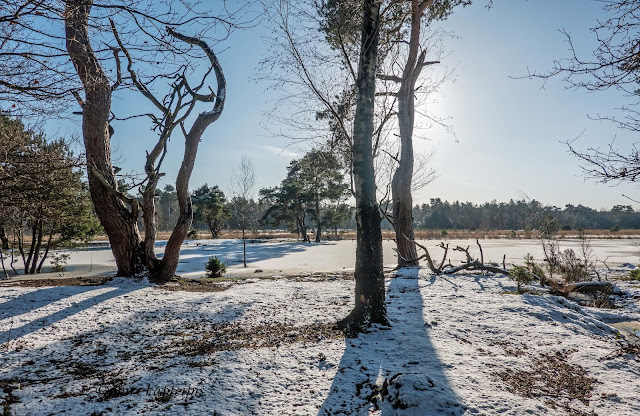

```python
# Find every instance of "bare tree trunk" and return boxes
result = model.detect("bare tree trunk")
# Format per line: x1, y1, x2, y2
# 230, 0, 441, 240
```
24, 221, 37, 273
36, 227, 55, 273
0, 248, 7, 279
10, 234, 18, 275
209, 218, 220, 239
392, 0, 427, 268
315, 195, 322, 242
29, 220, 43, 274
242, 226, 247, 267
0, 226, 8, 250
142, 182, 161, 270
65, 0, 146, 277
339, 0, 387, 333
153, 128, 201, 282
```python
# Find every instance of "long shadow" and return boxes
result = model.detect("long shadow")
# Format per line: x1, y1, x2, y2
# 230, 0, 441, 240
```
319, 269, 466, 415
0, 286, 99, 322
0, 283, 139, 343
0, 293, 255, 415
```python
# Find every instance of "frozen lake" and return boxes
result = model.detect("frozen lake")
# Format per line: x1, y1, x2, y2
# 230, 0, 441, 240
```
5, 237, 639, 280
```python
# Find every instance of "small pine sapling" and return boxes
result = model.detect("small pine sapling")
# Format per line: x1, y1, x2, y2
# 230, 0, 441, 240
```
524, 253, 546, 285
50, 253, 70, 276
509, 266, 535, 293
205, 256, 226, 277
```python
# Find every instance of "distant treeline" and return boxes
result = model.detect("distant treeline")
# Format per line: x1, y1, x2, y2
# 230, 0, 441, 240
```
151, 189, 639, 233
410, 198, 640, 231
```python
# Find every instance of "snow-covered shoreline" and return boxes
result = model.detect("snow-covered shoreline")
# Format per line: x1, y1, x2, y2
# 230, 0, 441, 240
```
4, 237, 639, 281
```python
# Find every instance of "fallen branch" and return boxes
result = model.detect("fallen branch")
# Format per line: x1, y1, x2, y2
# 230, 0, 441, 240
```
443, 260, 509, 275
476, 238, 484, 265
404, 237, 511, 276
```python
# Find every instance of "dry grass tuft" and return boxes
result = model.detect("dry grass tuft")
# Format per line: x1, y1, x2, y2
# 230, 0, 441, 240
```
173, 322, 343, 356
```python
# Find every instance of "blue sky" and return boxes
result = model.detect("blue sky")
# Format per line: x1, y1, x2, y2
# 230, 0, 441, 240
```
47, 0, 640, 209
412, 0, 640, 210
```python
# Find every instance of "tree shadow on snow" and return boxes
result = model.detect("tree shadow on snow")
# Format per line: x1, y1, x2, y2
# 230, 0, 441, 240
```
0, 283, 140, 343
319, 269, 466, 415
0, 294, 256, 415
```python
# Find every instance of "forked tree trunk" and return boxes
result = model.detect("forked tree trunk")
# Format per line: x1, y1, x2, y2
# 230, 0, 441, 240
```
65, 0, 146, 277
154, 127, 201, 281
392, 0, 428, 268
338, 0, 387, 333
151, 26, 227, 281
28, 220, 43, 274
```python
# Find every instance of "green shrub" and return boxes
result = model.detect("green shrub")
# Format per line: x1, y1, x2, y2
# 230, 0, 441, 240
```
205, 256, 226, 277
610, 225, 620, 232
509, 266, 535, 293
50, 253, 70, 276
524, 253, 546, 282
629, 269, 640, 280
187, 230, 199, 239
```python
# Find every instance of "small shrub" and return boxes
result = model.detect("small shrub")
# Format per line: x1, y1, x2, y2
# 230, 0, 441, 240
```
205, 256, 226, 277
187, 229, 199, 239
524, 253, 546, 283
561, 224, 572, 231
610, 225, 620, 232
509, 266, 535, 293
629, 269, 640, 280
50, 253, 70, 276
557, 249, 588, 283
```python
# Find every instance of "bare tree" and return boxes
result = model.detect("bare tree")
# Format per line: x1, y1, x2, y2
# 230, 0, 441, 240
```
533, 0, 640, 184
230, 155, 256, 268
378, 0, 467, 268
262, 0, 458, 270
108, 23, 228, 282
0, 1, 244, 279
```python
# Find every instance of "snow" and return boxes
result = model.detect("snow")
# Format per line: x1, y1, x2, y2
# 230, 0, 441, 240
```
1, 241, 640, 415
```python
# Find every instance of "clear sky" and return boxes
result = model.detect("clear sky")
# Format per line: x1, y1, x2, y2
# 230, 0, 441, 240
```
46, 0, 640, 210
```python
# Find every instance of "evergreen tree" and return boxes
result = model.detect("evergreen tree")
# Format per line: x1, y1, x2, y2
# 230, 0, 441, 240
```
0, 114, 101, 274
260, 149, 349, 242
191, 184, 230, 238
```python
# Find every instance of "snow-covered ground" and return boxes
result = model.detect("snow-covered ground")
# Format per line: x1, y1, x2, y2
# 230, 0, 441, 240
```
1, 241, 640, 415
7, 237, 640, 280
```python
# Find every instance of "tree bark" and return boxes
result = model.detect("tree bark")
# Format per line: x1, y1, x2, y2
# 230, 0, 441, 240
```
243, 227, 247, 267
339, 0, 387, 333
315, 194, 322, 242
65, 0, 146, 277
153, 125, 202, 281
0, 226, 9, 250
24, 220, 37, 273
28, 220, 43, 274
208, 218, 220, 239
142, 179, 161, 271
391, 0, 425, 268
36, 227, 55, 273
